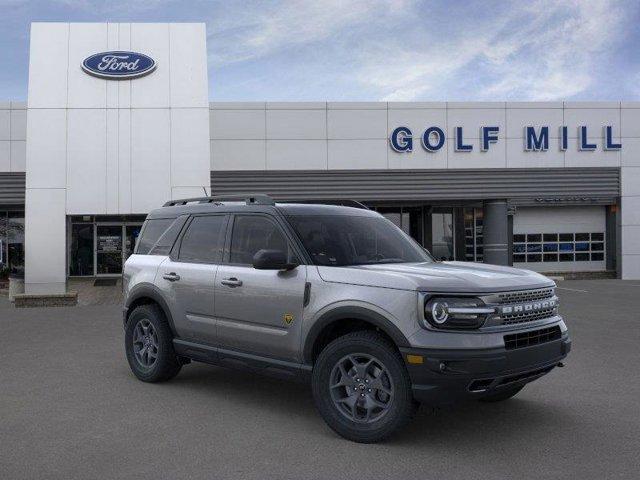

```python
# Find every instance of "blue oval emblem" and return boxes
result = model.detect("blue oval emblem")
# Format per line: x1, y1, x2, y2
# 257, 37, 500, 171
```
82, 51, 156, 80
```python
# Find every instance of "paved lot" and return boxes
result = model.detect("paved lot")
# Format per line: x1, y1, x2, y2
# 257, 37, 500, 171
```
1, 280, 639, 480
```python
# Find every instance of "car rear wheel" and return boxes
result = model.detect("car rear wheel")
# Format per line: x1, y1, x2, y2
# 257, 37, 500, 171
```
312, 331, 417, 443
125, 304, 182, 383
478, 385, 524, 403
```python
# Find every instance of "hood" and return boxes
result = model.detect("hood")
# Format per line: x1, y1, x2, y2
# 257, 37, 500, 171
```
316, 261, 554, 293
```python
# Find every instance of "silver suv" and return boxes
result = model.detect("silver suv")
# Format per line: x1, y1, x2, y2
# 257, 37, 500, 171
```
122, 194, 571, 443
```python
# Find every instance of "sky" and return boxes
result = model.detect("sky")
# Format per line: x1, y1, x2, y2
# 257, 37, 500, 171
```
0, 0, 639, 102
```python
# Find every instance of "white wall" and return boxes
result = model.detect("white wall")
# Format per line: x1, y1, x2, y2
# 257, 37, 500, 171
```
0, 101, 27, 172
25, 22, 210, 294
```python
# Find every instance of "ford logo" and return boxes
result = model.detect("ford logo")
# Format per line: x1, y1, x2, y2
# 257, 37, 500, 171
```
82, 51, 156, 80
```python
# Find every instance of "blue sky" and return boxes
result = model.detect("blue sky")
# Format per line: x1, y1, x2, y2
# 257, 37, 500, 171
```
1, 0, 639, 101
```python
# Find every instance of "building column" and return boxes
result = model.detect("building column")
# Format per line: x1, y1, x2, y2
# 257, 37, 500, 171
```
483, 200, 509, 266
24, 188, 67, 294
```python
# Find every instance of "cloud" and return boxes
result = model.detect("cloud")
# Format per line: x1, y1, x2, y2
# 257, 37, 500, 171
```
359, 0, 629, 101
207, 0, 413, 66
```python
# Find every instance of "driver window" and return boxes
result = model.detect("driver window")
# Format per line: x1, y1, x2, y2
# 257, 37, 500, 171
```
229, 215, 292, 265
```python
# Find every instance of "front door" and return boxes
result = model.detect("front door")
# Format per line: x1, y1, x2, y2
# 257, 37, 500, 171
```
96, 225, 123, 275
214, 214, 307, 361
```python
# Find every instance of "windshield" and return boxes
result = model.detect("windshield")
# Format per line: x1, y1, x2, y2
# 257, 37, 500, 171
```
287, 214, 433, 266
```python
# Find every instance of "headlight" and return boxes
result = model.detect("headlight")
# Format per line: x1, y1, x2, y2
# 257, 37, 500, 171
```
423, 297, 495, 330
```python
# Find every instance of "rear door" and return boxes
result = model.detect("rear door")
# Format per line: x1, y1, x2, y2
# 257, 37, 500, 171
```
214, 214, 307, 361
157, 214, 228, 344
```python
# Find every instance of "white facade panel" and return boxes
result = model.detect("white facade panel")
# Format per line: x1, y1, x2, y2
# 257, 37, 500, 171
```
388, 144, 445, 169
564, 144, 620, 168
24, 188, 66, 294
170, 108, 211, 188
105, 108, 119, 213
564, 107, 621, 138
10, 109, 27, 141
130, 108, 172, 212
11, 141, 26, 172
266, 140, 327, 170
328, 140, 387, 170
266, 109, 326, 139
506, 108, 563, 138
25, 109, 67, 189
169, 23, 209, 108
27, 23, 68, 108
621, 195, 640, 226
621, 255, 640, 279
211, 140, 265, 170
621, 108, 640, 138
67, 23, 108, 109
210, 109, 265, 140
621, 138, 640, 166
0, 141, 9, 171
447, 107, 506, 140
66, 109, 107, 214
117, 24, 132, 109
506, 138, 565, 168
117, 109, 132, 213
327, 109, 387, 139
446, 137, 506, 169
621, 166, 640, 196
621, 225, 640, 255
0, 109, 9, 140
130, 23, 171, 108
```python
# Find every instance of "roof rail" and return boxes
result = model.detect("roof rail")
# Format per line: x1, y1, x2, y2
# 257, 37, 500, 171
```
280, 199, 370, 210
163, 194, 275, 207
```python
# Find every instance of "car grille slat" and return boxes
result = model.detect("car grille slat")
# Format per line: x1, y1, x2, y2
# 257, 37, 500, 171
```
504, 326, 562, 350
497, 288, 554, 304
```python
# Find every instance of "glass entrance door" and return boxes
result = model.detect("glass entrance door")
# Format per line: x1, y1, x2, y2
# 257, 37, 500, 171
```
96, 225, 124, 275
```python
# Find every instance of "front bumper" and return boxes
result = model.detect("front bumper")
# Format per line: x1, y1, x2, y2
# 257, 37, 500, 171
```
400, 332, 571, 405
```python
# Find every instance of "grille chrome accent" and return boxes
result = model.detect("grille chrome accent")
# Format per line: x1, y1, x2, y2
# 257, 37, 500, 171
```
496, 288, 554, 304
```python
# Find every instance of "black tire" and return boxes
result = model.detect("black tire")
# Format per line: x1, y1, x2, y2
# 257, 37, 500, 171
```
125, 304, 182, 383
478, 385, 524, 403
312, 331, 417, 443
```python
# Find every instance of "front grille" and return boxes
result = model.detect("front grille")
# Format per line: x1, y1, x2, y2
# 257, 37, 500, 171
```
494, 287, 557, 325
504, 326, 562, 350
496, 288, 554, 304
502, 307, 556, 325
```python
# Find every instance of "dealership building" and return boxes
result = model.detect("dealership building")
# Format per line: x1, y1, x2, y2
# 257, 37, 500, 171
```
1, 22, 640, 295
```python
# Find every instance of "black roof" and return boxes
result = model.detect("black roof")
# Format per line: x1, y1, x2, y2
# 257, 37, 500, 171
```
147, 194, 379, 219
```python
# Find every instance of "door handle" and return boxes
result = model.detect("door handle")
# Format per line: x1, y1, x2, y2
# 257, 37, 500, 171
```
221, 277, 243, 287
163, 272, 181, 282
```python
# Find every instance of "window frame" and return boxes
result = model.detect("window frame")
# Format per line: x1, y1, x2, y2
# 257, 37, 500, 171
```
223, 213, 305, 267
171, 213, 229, 265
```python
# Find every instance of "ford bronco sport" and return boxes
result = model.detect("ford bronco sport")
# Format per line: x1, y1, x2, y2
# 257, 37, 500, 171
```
122, 194, 571, 443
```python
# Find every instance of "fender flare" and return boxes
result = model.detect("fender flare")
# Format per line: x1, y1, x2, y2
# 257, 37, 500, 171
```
124, 283, 177, 335
302, 305, 410, 364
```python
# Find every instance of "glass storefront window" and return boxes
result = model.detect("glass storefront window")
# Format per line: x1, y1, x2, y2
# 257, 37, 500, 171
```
463, 207, 483, 262
513, 231, 605, 263
0, 211, 25, 276
70, 224, 94, 276
432, 210, 454, 261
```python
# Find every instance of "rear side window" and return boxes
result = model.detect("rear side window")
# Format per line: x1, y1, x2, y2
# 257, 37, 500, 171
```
178, 215, 227, 264
148, 215, 188, 256
136, 218, 174, 255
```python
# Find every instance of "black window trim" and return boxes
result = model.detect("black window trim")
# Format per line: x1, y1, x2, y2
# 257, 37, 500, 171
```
171, 213, 230, 265
223, 212, 307, 267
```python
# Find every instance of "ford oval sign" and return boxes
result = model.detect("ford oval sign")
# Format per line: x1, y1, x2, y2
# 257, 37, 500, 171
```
82, 51, 156, 80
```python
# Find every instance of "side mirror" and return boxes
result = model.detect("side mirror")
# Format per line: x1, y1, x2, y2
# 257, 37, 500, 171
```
252, 249, 298, 271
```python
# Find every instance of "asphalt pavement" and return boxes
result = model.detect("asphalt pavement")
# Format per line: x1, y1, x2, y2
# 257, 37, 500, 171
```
1, 280, 639, 479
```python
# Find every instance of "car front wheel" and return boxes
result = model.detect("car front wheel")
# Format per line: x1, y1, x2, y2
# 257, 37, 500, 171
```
312, 331, 417, 443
